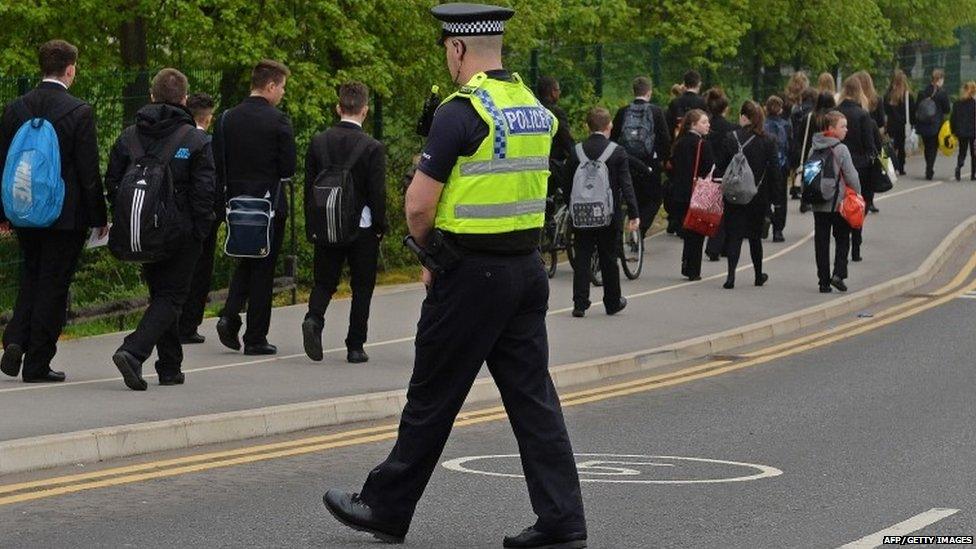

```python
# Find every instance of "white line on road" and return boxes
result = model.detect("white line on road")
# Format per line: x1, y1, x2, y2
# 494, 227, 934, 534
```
838, 508, 960, 548
0, 181, 945, 394
958, 291, 976, 300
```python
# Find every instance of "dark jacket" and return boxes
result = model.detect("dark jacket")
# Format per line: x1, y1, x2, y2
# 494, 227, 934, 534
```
669, 131, 714, 204
543, 100, 574, 163
790, 102, 816, 169
915, 84, 951, 137
0, 81, 106, 230
706, 114, 737, 176
950, 98, 976, 140
868, 101, 886, 132
214, 96, 296, 217
883, 91, 915, 141
667, 91, 708, 132
305, 121, 388, 237
562, 133, 639, 227
611, 98, 671, 167
104, 103, 216, 240
837, 99, 879, 169
717, 126, 779, 239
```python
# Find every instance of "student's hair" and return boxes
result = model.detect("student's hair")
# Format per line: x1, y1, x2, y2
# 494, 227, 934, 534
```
961, 81, 976, 101
741, 100, 765, 135
801, 86, 819, 105
932, 68, 945, 83
765, 95, 785, 117
704, 87, 729, 118
632, 76, 652, 97
187, 93, 215, 120
785, 71, 809, 106
536, 76, 559, 101
669, 83, 684, 98
887, 69, 912, 105
817, 72, 836, 94
683, 70, 701, 89
585, 106, 612, 132
853, 70, 879, 110
839, 75, 868, 110
814, 93, 838, 130
824, 110, 846, 131
151, 68, 189, 105
338, 81, 369, 114
251, 59, 290, 90
38, 39, 78, 77
674, 108, 708, 143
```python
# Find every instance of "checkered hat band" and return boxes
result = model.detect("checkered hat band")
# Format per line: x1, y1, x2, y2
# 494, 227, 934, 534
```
442, 20, 505, 35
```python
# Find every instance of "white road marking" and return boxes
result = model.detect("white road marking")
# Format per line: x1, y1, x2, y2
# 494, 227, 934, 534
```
0, 180, 946, 394
441, 453, 783, 484
957, 291, 976, 300
838, 508, 960, 548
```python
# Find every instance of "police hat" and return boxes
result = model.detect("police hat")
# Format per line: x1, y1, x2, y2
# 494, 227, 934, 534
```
431, 3, 515, 43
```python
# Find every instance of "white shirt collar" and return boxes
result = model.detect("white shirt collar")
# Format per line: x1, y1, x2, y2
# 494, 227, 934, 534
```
196, 125, 207, 131
340, 118, 363, 128
41, 78, 68, 90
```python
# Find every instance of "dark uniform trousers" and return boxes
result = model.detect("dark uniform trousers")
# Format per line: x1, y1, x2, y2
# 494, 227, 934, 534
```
572, 226, 621, 312
307, 228, 379, 350
850, 165, 871, 256
771, 166, 789, 233
179, 219, 220, 337
120, 238, 202, 375
220, 215, 286, 345
3, 229, 87, 378
671, 201, 705, 278
814, 212, 851, 285
360, 251, 586, 535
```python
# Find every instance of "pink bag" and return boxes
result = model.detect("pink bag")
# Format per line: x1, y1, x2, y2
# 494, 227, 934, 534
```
682, 140, 723, 237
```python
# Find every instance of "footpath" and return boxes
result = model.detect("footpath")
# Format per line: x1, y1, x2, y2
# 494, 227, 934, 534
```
1, 156, 974, 474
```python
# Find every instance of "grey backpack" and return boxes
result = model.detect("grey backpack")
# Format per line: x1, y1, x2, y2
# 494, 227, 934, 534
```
721, 133, 758, 204
570, 142, 616, 228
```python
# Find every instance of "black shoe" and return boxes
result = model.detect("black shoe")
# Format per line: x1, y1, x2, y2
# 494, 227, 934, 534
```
112, 350, 147, 391
23, 370, 66, 383
322, 490, 407, 544
830, 275, 848, 292
772, 231, 785, 243
755, 273, 769, 287
723, 276, 734, 289
244, 343, 277, 356
347, 349, 369, 363
867, 205, 879, 214
799, 202, 811, 213
606, 297, 627, 315
302, 317, 324, 362
819, 284, 833, 294
851, 253, 862, 262
571, 309, 585, 318
503, 526, 588, 548
179, 332, 205, 345
1, 343, 23, 377
926, 172, 934, 181
705, 253, 719, 262
955, 167, 961, 181
158, 372, 185, 386
686, 275, 701, 281
216, 317, 242, 351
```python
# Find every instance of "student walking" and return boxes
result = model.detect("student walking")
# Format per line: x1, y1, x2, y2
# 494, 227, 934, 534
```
702, 87, 735, 261
836, 76, 878, 261
0, 40, 107, 383
566, 107, 640, 317
916, 69, 952, 181
669, 109, 714, 281
884, 70, 914, 176
950, 81, 976, 181
764, 95, 791, 242
667, 70, 707, 133
301, 82, 387, 364
808, 111, 861, 293
106, 69, 216, 390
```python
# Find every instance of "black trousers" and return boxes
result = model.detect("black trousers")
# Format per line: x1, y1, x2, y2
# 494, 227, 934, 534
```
637, 196, 661, 240
956, 138, 976, 176
922, 134, 939, 177
360, 252, 586, 535
771, 166, 789, 233
726, 237, 763, 279
3, 229, 86, 378
814, 212, 851, 285
220, 216, 286, 345
851, 166, 871, 254
890, 126, 907, 173
705, 223, 725, 259
120, 238, 202, 376
307, 228, 379, 350
179, 220, 220, 337
571, 226, 620, 312
672, 202, 705, 278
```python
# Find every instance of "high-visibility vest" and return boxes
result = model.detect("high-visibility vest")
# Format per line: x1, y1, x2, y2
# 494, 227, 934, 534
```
434, 72, 556, 234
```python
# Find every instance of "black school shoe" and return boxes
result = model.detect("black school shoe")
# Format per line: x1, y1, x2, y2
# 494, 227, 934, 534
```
113, 350, 148, 391
606, 297, 627, 315
830, 275, 848, 292
158, 372, 185, 386
503, 526, 587, 548
1, 343, 24, 377
216, 316, 242, 351
302, 317, 324, 362
322, 490, 407, 544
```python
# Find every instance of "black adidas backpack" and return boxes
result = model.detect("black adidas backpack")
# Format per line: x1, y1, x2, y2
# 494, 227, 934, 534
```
109, 124, 192, 263
306, 134, 372, 246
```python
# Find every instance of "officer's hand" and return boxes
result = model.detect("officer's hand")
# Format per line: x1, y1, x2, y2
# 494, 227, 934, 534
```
421, 266, 433, 288
96, 225, 110, 239
0, 221, 10, 235
627, 218, 640, 233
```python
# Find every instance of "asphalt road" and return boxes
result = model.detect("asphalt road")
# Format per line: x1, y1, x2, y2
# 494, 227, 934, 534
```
1, 272, 975, 547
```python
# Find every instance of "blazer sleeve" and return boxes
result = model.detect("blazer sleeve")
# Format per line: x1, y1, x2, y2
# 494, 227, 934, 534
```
366, 141, 388, 235
698, 138, 715, 176
103, 135, 129, 207
838, 146, 861, 195
212, 114, 227, 199
277, 113, 297, 179
654, 107, 671, 165
613, 146, 639, 218
189, 137, 216, 239
552, 107, 574, 161
74, 105, 107, 227
610, 107, 624, 142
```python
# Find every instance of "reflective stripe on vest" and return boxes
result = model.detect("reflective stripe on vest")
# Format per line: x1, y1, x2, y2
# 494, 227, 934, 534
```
455, 198, 546, 219
459, 156, 549, 176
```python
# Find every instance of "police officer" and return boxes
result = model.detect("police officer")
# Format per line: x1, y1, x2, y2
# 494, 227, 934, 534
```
322, 4, 587, 548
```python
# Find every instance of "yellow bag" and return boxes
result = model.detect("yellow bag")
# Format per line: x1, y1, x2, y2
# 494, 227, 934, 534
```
939, 120, 957, 156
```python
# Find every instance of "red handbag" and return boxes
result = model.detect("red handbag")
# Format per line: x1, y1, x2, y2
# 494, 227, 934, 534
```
682, 139, 723, 237
834, 151, 866, 229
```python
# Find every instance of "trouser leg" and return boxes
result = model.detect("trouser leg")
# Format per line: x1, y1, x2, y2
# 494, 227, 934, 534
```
705, 222, 726, 258
922, 135, 938, 176
596, 226, 620, 311
637, 197, 660, 240
3, 230, 41, 350
749, 237, 764, 276
179, 220, 219, 336
484, 256, 586, 534
814, 213, 832, 285
242, 216, 286, 346
345, 229, 379, 350
725, 236, 742, 279
307, 244, 346, 323
571, 229, 596, 310
682, 232, 705, 278
832, 214, 851, 280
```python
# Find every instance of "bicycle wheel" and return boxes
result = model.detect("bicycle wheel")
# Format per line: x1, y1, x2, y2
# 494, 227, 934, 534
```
590, 251, 603, 287
620, 228, 644, 280
539, 222, 558, 279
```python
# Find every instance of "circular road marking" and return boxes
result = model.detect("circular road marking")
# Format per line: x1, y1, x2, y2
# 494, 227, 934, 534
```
441, 453, 783, 485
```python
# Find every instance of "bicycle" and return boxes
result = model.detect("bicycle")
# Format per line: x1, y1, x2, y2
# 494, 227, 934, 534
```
539, 192, 574, 278
590, 222, 644, 286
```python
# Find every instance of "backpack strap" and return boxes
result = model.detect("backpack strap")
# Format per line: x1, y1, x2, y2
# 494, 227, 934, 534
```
11, 97, 83, 127
799, 113, 813, 165
11, 98, 32, 123
322, 130, 373, 170
739, 134, 756, 151
596, 141, 617, 163
124, 126, 144, 159
575, 142, 589, 163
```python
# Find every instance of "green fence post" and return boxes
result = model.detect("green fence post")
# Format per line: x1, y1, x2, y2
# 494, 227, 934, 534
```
373, 95, 384, 142
529, 48, 540, 89
595, 43, 604, 97
650, 40, 662, 92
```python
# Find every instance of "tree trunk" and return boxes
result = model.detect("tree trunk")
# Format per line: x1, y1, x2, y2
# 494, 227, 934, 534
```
119, 17, 149, 127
